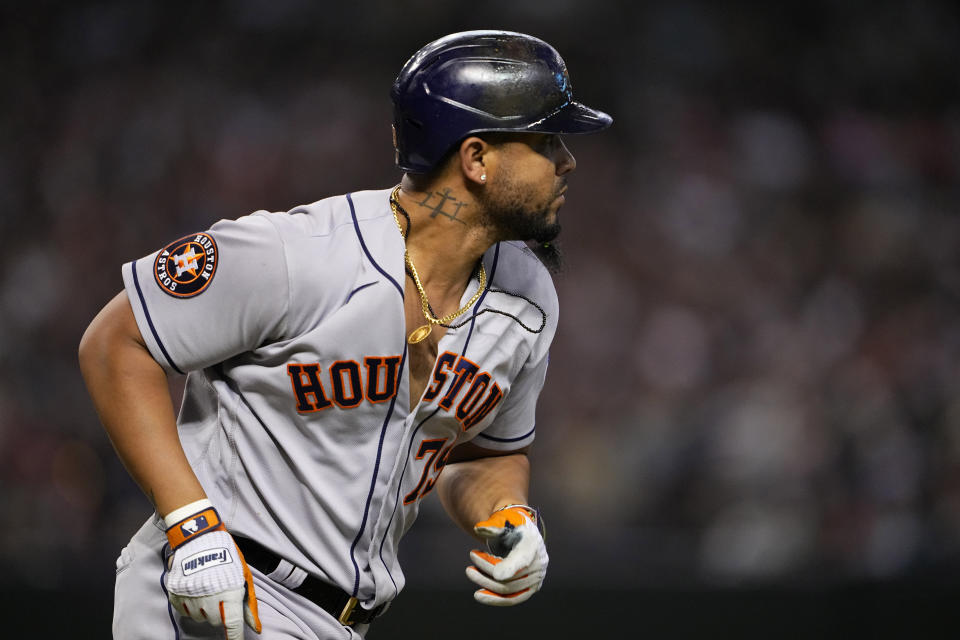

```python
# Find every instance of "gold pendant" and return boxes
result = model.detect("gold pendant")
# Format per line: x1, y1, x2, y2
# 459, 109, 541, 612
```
407, 324, 433, 344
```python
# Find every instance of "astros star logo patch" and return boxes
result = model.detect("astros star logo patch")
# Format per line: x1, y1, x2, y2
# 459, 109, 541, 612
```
154, 232, 219, 298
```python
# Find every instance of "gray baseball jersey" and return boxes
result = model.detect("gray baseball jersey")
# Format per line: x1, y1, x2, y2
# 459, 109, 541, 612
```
120, 187, 558, 615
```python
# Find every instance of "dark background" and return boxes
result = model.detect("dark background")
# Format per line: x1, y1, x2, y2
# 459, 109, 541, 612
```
2, 1, 960, 637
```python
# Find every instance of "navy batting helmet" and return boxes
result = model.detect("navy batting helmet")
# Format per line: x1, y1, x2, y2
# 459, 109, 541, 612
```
391, 30, 612, 173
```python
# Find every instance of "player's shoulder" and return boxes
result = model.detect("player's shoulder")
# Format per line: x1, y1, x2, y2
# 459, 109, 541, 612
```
490, 241, 559, 317
239, 187, 393, 240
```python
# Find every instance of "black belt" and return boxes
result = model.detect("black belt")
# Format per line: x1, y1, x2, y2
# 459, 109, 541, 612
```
234, 536, 385, 626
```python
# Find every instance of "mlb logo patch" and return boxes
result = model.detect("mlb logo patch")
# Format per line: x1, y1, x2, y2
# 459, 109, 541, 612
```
181, 515, 209, 538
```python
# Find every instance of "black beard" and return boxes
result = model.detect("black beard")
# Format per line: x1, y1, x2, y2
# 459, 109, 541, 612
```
495, 205, 561, 243
490, 205, 564, 273
479, 184, 564, 272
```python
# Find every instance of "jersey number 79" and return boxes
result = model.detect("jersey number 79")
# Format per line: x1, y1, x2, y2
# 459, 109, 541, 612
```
403, 438, 452, 505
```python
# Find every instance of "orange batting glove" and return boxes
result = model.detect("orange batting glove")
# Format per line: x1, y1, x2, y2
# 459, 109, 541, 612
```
164, 503, 262, 639
465, 504, 548, 606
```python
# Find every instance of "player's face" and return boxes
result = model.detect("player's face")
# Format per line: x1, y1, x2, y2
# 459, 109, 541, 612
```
479, 133, 576, 243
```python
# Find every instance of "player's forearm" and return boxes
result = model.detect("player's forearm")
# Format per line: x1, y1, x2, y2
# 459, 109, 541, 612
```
79, 293, 206, 517
436, 452, 530, 540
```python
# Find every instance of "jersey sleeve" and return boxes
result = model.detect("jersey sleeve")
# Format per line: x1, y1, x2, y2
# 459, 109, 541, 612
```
472, 346, 550, 451
121, 212, 289, 374
472, 249, 560, 451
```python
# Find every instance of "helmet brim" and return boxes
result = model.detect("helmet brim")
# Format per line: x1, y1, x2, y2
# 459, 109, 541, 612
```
528, 101, 613, 134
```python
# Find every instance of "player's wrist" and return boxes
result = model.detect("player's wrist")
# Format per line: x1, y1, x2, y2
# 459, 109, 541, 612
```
163, 498, 214, 528
491, 503, 537, 522
486, 503, 546, 542
164, 500, 227, 550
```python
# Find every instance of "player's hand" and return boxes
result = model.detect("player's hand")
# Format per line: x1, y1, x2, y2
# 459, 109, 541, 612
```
465, 505, 548, 606
164, 506, 262, 638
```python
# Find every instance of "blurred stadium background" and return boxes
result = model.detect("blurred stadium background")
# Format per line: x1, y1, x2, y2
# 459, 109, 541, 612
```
2, 1, 959, 637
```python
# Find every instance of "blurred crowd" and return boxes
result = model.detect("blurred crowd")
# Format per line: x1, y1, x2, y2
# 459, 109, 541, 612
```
1, 0, 959, 593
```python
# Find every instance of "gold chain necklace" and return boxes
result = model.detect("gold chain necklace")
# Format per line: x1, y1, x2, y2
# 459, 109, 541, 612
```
389, 186, 487, 344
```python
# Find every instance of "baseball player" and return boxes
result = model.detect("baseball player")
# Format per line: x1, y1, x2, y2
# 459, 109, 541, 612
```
79, 30, 610, 639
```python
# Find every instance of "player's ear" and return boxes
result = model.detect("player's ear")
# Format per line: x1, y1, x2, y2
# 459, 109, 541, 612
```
458, 136, 490, 187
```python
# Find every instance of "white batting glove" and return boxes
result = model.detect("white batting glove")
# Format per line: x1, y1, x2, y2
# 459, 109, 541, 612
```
165, 506, 261, 638
465, 505, 548, 606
